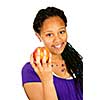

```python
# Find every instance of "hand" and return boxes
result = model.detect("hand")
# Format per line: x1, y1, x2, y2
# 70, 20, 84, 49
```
30, 48, 53, 82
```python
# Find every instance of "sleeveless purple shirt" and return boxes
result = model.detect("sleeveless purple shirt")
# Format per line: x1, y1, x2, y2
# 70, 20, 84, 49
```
22, 62, 83, 100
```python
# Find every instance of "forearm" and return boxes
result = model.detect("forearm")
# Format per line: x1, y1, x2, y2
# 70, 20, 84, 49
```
42, 80, 58, 100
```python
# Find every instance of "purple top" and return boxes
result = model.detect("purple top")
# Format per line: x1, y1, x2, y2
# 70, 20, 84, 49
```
22, 62, 83, 100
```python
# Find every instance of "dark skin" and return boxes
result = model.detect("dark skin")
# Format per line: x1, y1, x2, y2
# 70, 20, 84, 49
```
36, 16, 70, 78
24, 16, 71, 100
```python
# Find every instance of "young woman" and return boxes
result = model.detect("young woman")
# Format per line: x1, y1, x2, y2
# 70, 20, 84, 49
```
22, 7, 83, 100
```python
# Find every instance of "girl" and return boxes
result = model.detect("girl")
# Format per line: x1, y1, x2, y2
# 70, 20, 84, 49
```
22, 7, 83, 100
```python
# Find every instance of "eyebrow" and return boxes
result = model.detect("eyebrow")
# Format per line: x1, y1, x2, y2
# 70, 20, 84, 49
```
43, 26, 66, 34
58, 26, 66, 30
43, 31, 53, 34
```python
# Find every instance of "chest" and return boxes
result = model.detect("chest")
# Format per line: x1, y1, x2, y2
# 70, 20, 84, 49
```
53, 76, 81, 100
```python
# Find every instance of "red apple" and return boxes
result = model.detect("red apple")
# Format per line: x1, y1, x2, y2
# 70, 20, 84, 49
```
33, 47, 50, 63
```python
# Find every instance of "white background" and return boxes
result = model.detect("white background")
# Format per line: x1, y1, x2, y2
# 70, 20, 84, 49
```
0, 0, 100, 99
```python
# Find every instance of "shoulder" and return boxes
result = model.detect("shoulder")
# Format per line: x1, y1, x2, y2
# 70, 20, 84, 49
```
21, 62, 41, 85
22, 62, 33, 72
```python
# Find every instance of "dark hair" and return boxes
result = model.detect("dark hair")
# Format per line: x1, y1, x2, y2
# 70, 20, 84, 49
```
61, 42, 83, 91
33, 7, 83, 91
33, 7, 67, 33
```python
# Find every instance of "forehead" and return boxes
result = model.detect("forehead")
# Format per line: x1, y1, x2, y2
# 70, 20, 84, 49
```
40, 16, 65, 32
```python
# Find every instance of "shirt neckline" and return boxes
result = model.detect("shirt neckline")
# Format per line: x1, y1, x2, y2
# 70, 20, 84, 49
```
52, 72, 73, 80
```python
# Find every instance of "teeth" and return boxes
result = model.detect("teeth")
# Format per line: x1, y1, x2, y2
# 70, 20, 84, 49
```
55, 44, 61, 48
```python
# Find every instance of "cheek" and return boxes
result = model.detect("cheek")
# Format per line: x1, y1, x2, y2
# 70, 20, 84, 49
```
41, 35, 53, 45
61, 35, 67, 42
43, 38, 53, 45
59, 32, 67, 41
63, 33, 68, 41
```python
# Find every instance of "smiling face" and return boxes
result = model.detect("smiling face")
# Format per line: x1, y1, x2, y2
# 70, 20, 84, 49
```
37, 16, 67, 55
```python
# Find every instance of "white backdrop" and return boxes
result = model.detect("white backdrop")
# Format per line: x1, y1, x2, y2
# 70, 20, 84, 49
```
0, 0, 100, 100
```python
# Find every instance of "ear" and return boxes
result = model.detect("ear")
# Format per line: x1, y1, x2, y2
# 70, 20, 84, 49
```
36, 33, 42, 42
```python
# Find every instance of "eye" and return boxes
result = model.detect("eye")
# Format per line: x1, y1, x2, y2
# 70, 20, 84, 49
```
59, 30, 66, 34
46, 33, 53, 37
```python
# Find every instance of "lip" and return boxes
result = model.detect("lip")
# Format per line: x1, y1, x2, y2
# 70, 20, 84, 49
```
52, 42, 64, 49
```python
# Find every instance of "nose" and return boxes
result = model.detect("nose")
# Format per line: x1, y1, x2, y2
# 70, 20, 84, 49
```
53, 34, 62, 43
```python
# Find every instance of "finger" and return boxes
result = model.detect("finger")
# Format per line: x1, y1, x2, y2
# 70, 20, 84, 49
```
30, 53, 34, 65
35, 49, 43, 71
48, 52, 52, 63
30, 54, 38, 72
30, 53, 36, 66
42, 49, 47, 68
35, 48, 40, 64
48, 53, 52, 68
42, 49, 47, 63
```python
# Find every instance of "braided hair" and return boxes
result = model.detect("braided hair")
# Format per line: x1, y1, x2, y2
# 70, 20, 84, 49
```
61, 42, 83, 91
33, 6, 83, 91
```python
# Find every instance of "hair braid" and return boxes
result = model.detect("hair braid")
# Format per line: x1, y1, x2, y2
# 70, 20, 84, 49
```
61, 42, 83, 91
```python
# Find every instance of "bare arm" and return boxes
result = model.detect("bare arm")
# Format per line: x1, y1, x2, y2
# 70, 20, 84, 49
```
23, 49, 58, 100
42, 80, 58, 100
23, 80, 58, 100
23, 82, 44, 100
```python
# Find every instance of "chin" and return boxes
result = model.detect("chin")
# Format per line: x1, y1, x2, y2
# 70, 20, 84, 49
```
51, 47, 65, 55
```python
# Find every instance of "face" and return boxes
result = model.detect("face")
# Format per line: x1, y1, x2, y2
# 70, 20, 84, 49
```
37, 16, 68, 55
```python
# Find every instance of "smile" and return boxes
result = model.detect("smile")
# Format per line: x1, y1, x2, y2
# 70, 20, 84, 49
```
55, 44, 62, 48
53, 42, 64, 49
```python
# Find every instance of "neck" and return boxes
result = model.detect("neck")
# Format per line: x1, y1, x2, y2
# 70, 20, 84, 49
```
51, 53, 71, 78
51, 53, 62, 62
